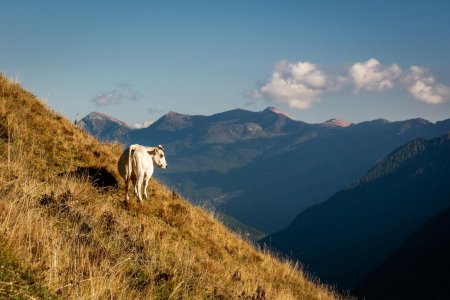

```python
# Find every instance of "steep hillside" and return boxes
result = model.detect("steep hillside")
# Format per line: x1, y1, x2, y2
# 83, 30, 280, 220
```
261, 133, 450, 290
82, 110, 450, 233
355, 207, 450, 299
0, 246, 56, 299
0, 74, 336, 299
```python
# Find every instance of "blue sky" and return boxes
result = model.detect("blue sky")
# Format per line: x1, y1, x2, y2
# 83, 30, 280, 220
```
1, 0, 449, 125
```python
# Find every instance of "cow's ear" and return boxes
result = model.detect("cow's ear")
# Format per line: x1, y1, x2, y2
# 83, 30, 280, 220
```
148, 148, 157, 155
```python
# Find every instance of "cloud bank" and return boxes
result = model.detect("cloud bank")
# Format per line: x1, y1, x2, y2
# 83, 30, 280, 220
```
251, 58, 449, 109
92, 83, 141, 106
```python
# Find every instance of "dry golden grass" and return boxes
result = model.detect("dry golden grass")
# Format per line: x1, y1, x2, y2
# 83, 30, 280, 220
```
0, 74, 339, 299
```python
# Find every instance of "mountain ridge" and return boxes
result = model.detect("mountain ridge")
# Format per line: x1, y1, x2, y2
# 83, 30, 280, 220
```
80, 108, 450, 233
321, 118, 352, 128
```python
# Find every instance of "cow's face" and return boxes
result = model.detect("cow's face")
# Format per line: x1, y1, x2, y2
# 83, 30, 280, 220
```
152, 146, 168, 169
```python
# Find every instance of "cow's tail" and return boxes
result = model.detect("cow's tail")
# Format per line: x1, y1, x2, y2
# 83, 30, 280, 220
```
127, 144, 136, 181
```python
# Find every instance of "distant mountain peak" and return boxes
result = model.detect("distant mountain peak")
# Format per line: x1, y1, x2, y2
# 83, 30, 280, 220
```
322, 118, 352, 128
152, 111, 194, 132
372, 118, 390, 123
263, 107, 293, 119
162, 111, 193, 121
166, 111, 184, 116
83, 111, 128, 126
406, 118, 432, 125
79, 112, 129, 128
78, 111, 131, 142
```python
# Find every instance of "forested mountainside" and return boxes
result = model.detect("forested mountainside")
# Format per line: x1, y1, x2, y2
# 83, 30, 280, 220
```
262, 133, 450, 291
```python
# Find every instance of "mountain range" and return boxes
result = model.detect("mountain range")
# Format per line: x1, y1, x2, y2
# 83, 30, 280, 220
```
261, 133, 450, 292
80, 108, 450, 234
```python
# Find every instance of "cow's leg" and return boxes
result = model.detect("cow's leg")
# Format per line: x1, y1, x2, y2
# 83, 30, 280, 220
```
136, 174, 144, 202
125, 176, 130, 201
131, 175, 137, 196
143, 173, 151, 199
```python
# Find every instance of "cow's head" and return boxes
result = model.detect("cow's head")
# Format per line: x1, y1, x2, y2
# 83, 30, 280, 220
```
150, 145, 168, 169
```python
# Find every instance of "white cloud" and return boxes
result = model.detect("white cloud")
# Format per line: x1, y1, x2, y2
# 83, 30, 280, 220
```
251, 58, 449, 109
349, 58, 401, 92
278, 61, 327, 88
91, 83, 141, 106
251, 61, 327, 109
404, 66, 450, 104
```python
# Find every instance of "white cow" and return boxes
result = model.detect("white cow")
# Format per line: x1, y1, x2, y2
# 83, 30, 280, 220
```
118, 144, 168, 202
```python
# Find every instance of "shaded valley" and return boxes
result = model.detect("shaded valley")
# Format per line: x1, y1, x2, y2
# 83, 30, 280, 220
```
261, 133, 450, 292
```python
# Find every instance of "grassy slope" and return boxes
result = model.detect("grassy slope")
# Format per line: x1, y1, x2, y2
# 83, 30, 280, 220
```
0, 245, 57, 299
0, 74, 337, 299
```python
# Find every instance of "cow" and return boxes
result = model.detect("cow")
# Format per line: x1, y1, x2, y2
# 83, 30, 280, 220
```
118, 144, 168, 202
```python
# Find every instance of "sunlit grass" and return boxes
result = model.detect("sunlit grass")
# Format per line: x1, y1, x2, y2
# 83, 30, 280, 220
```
0, 73, 339, 299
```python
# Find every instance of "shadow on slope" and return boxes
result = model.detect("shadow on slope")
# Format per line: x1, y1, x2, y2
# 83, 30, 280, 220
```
355, 207, 450, 300
261, 133, 450, 290
60, 166, 119, 189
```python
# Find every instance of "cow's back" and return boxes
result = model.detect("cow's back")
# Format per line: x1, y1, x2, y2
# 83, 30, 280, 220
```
131, 148, 154, 177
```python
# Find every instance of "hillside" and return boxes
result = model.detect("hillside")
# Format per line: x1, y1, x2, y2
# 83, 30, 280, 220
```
261, 133, 450, 290
354, 207, 450, 299
0, 74, 337, 299
81, 109, 450, 233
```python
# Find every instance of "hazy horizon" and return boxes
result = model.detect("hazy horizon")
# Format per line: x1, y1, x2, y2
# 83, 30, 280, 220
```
84, 105, 450, 128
